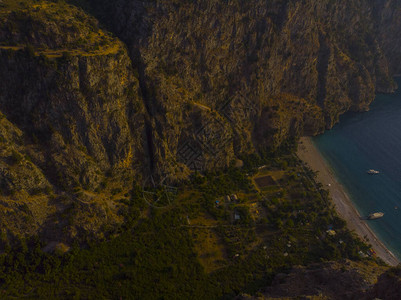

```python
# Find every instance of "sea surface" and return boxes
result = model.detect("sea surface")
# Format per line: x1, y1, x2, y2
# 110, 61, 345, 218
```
313, 78, 401, 260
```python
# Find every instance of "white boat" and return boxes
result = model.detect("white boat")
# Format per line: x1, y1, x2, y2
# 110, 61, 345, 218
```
368, 212, 384, 220
367, 169, 380, 175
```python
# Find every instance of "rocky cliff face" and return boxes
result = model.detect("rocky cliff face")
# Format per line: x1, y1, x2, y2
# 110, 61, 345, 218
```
0, 1, 146, 244
0, 49, 146, 191
375, 0, 401, 76
84, 0, 399, 181
0, 0, 401, 243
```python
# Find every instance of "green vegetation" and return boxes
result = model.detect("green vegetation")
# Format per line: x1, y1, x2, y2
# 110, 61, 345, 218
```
0, 148, 376, 299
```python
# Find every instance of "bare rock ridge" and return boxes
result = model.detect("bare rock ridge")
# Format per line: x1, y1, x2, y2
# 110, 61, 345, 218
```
0, 0, 400, 242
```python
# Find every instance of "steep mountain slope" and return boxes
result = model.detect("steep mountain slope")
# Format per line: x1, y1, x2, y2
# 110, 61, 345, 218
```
0, 2, 401, 296
0, 0, 401, 244
0, 0, 146, 244
81, 0, 399, 182
375, 0, 401, 76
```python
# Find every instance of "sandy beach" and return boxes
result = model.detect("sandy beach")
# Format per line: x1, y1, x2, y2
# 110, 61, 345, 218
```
297, 137, 399, 266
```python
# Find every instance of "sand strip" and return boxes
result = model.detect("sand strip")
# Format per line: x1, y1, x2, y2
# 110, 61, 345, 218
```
297, 137, 399, 266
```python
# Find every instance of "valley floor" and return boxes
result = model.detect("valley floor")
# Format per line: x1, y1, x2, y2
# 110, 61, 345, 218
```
297, 137, 399, 266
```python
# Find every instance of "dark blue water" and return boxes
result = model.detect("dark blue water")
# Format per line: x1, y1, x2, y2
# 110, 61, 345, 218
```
314, 78, 401, 259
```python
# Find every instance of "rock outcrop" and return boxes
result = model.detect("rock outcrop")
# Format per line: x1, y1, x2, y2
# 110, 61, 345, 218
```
236, 260, 388, 300
360, 266, 401, 300
0, 1, 146, 244
375, 0, 401, 77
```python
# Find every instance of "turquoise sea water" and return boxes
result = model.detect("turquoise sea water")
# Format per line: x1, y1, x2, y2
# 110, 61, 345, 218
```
313, 78, 401, 260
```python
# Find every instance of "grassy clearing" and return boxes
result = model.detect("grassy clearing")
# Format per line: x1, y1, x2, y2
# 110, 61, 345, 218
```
191, 228, 227, 273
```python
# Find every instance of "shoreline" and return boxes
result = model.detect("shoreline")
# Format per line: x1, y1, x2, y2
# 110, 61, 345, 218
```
297, 137, 399, 267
